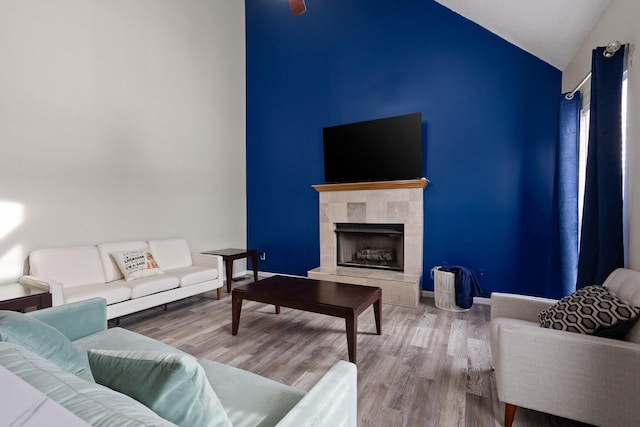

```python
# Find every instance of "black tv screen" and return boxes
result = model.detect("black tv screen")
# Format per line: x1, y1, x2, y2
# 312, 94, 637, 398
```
323, 112, 423, 183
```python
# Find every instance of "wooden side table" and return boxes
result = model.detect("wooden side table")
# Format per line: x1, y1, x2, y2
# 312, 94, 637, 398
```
201, 248, 259, 292
0, 283, 52, 312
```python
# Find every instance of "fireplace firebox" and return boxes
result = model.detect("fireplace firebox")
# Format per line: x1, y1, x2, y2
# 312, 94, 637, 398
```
335, 223, 404, 271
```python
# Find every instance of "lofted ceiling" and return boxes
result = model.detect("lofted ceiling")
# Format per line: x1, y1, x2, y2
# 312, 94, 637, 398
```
434, 0, 610, 70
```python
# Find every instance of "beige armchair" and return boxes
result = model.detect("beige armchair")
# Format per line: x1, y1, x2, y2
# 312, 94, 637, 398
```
490, 268, 640, 427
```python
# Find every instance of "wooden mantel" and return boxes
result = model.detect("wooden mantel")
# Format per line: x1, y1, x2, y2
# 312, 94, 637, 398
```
312, 177, 429, 192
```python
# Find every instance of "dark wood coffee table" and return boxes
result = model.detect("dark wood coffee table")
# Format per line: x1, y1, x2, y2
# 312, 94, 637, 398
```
231, 275, 381, 363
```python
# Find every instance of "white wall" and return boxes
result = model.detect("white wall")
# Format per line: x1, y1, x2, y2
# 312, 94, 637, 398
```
0, 0, 246, 284
562, 0, 640, 270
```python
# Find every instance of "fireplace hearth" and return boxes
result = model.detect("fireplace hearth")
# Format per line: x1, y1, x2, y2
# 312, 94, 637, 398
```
335, 223, 404, 271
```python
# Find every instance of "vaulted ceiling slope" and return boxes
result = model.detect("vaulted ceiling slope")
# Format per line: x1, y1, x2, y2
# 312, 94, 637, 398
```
434, 0, 610, 70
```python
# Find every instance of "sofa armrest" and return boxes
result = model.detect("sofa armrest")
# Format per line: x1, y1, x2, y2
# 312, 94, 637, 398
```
19, 275, 65, 306
27, 298, 108, 341
495, 322, 640, 426
276, 361, 357, 427
490, 292, 557, 322
192, 253, 224, 273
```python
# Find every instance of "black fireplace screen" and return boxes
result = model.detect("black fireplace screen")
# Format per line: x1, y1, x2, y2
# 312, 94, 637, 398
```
335, 223, 404, 271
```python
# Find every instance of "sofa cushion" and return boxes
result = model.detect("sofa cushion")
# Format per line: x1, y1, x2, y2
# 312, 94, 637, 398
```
539, 285, 640, 338
113, 275, 180, 299
97, 241, 149, 282
29, 246, 106, 288
199, 358, 305, 427
73, 327, 186, 359
88, 350, 232, 427
148, 239, 193, 271
166, 266, 219, 288
111, 250, 165, 281
64, 282, 132, 305
0, 310, 89, 377
73, 328, 188, 383
0, 343, 178, 427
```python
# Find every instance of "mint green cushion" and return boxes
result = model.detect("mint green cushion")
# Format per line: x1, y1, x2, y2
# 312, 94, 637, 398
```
73, 327, 184, 357
199, 358, 305, 426
88, 350, 232, 427
0, 310, 89, 377
0, 342, 177, 426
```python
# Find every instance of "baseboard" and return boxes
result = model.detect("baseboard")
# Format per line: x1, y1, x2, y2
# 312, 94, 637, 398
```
422, 290, 434, 298
234, 270, 305, 281
421, 290, 490, 306
473, 296, 491, 305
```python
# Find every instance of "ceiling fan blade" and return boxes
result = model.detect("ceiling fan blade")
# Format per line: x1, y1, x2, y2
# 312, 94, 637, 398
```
289, 0, 306, 15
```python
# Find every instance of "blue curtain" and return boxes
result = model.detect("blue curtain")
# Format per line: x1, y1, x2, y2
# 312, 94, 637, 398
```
546, 92, 581, 298
576, 46, 625, 288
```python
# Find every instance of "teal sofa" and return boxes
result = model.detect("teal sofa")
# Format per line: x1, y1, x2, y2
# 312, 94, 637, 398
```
0, 298, 357, 427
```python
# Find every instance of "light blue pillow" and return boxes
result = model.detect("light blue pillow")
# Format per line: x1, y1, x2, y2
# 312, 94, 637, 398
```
87, 350, 232, 427
0, 310, 89, 376
0, 342, 177, 427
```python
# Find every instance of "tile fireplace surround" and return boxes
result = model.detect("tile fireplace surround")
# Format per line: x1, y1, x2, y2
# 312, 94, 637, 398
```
308, 178, 427, 308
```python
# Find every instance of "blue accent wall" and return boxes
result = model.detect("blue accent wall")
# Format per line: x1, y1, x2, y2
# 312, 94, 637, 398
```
246, 0, 562, 297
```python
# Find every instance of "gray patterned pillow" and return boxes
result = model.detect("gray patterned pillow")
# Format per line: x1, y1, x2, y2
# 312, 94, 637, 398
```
539, 285, 640, 339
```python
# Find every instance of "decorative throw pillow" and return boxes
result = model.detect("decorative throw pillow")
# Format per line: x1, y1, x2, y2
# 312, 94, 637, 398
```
111, 250, 164, 281
87, 350, 232, 427
539, 285, 640, 339
0, 343, 177, 427
0, 310, 89, 376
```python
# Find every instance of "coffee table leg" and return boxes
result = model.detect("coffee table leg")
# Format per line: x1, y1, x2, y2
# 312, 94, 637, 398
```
374, 296, 382, 335
275, 305, 280, 314
232, 293, 242, 335
346, 315, 357, 363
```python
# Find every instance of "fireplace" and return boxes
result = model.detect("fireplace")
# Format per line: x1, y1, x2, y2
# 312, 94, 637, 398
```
308, 178, 427, 307
335, 223, 404, 272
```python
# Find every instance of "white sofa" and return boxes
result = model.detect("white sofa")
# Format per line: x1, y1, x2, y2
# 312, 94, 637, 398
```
19, 239, 224, 320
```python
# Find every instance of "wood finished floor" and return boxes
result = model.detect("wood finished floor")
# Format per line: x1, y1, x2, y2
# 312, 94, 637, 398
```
120, 276, 590, 427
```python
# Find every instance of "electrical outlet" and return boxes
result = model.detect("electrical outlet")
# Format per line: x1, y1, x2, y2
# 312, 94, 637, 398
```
260, 252, 266, 261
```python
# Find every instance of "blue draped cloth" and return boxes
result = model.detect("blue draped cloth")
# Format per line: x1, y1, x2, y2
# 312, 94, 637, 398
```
576, 45, 625, 288
545, 92, 580, 298
438, 266, 482, 309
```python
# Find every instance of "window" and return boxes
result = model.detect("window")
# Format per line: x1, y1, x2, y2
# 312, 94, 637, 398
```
622, 70, 629, 264
577, 104, 589, 238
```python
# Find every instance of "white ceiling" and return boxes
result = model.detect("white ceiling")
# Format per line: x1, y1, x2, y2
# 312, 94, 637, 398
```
434, 0, 610, 70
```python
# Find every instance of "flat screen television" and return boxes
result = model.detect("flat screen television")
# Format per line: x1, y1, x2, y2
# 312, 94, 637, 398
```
322, 112, 423, 184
